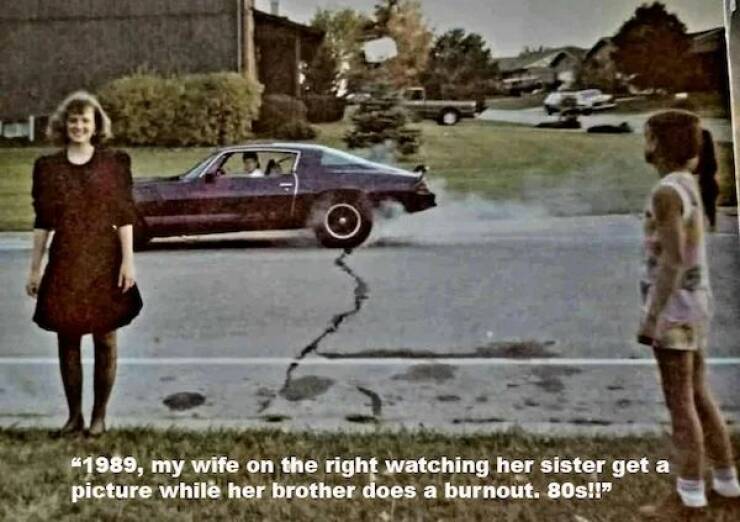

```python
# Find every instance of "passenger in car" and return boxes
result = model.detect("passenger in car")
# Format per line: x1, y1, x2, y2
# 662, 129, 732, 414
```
243, 152, 264, 178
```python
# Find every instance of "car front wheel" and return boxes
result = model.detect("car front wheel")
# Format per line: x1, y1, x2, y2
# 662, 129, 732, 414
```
311, 194, 373, 249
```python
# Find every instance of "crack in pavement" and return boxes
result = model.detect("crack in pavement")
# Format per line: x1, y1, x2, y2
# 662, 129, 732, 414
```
317, 341, 558, 360
356, 386, 382, 417
258, 250, 369, 413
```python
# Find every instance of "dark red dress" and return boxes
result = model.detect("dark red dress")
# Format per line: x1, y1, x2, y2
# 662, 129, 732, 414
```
32, 148, 143, 335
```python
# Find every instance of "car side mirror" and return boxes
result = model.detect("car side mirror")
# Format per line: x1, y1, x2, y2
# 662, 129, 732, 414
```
204, 172, 216, 184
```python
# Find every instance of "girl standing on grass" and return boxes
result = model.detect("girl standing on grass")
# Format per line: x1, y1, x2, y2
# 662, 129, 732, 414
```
25, 91, 142, 437
637, 110, 739, 519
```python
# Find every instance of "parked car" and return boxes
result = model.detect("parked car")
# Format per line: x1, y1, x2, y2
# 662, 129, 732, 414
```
401, 87, 479, 125
132, 143, 436, 249
543, 89, 616, 115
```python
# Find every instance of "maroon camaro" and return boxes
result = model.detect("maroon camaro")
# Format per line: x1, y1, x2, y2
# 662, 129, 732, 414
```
132, 143, 436, 249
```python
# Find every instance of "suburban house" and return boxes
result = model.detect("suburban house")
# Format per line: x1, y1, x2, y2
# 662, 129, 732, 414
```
495, 47, 586, 94
579, 38, 622, 92
579, 28, 728, 93
0, 0, 322, 140
688, 27, 728, 92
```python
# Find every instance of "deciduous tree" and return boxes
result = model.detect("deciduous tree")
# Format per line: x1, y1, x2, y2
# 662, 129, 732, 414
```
612, 2, 692, 92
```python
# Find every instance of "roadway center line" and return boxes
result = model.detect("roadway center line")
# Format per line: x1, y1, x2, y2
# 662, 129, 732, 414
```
0, 357, 739, 366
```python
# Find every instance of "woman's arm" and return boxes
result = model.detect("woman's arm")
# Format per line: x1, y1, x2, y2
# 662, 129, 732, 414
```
117, 225, 136, 293
26, 229, 51, 298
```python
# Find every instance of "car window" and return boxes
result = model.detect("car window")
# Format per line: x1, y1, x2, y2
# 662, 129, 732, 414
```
218, 151, 298, 178
404, 89, 424, 101
320, 149, 378, 168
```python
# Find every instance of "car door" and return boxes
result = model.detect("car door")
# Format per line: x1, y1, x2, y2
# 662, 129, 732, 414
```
216, 149, 300, 230
145, 153, 234, 235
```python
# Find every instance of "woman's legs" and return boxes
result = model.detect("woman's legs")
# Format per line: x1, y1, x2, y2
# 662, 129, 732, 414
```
57, 332, 84, 433
90, 330, 117, 435
653, 347, 704, 481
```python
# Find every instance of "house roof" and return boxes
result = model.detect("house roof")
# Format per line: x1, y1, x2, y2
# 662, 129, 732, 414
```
253, 9, 324, 41
688, 27, 725, 54
584, 37, 614, 60
495, 47, 586, 73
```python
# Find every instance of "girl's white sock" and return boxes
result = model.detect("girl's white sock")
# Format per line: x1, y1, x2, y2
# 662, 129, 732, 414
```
712, 467, 740, 498
676, 477, 707, 508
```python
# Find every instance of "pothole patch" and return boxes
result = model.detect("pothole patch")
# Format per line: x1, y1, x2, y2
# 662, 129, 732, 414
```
346, 414, 378, 424
280, 376, 335, 401
163, 392, 206, 411
261, 415, 291, 423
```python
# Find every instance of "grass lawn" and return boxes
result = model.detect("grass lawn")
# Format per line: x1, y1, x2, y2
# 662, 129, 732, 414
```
1, 428, 738, 520
0, 120, 735, 231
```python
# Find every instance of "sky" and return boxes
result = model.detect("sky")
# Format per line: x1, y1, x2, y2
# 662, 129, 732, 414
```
255, 0, 725, 57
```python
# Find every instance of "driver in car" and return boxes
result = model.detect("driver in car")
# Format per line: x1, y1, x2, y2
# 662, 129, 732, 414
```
243, 152, 265, 178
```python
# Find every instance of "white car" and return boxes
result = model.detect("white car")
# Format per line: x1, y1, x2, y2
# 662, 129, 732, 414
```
544, 89, 616, 115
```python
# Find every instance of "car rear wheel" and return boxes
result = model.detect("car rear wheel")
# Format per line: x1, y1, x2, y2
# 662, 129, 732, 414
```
311, 194, 373, 249
438, 109, 460, 126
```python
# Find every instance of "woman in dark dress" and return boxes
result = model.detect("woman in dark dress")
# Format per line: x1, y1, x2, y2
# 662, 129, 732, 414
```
25, 91, 142, 437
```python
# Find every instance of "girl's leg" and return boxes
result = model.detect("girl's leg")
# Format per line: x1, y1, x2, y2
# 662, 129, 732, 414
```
90, 330, 117, 436
693, 349, 740, 497
653, 347, 705, 491
57, 332, 84, 433
693, 350, 733, 468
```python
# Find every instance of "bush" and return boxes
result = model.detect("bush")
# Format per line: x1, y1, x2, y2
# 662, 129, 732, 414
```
273, 120, 318, 140
254, 94, 308, 135
303, 94, 346, 123
98, 73, 263, 146
344, 83, 421, 156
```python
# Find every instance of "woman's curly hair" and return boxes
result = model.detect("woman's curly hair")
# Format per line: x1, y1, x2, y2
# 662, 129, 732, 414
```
46, 90, 113, 146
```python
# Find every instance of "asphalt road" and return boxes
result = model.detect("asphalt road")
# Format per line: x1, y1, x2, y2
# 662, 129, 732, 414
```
0, 208, 738, 432
478, 108, 733, 142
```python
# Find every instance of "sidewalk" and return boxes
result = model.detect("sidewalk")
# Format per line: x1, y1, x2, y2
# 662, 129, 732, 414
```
1, 358, 738, 436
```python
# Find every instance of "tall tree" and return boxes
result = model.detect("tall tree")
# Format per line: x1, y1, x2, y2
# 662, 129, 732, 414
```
422, 28, 498, 99
303, 43, 339, 95
371, 0, 433, 87
612, 2, 692, 92
306, 8, 370, 95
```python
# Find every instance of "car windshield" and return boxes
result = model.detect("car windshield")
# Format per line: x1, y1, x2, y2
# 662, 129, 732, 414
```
182, 154, 218, 180
581, 90, 601, 98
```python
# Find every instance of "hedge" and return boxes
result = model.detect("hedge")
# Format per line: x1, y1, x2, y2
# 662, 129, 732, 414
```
303, 94, 346, 123
253, 94, 308, 136
98, 73, 263, 146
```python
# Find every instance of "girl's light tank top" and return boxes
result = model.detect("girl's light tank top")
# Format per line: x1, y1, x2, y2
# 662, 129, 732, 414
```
640, 171, 712, 333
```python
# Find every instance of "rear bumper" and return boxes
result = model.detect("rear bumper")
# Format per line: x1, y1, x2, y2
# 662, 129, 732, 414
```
402, 192, 437, 213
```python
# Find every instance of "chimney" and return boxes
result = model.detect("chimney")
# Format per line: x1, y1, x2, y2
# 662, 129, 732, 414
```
271, 1, 279, 16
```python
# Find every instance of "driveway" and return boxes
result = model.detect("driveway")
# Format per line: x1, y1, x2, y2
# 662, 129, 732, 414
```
479, 107, 733, 142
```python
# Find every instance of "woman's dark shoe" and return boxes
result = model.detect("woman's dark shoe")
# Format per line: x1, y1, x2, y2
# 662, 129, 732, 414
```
52, 415, 84, 438
86, 418, 106, 438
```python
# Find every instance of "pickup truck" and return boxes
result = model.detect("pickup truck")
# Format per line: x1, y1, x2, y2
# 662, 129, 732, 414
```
401, 87, 479, 126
